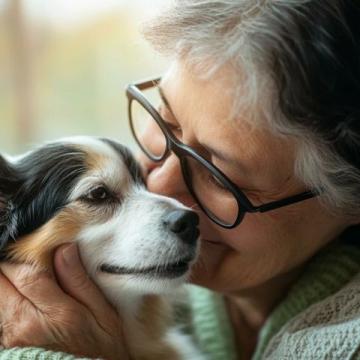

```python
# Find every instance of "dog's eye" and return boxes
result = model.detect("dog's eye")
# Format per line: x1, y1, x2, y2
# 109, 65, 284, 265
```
87, 186, 111, 202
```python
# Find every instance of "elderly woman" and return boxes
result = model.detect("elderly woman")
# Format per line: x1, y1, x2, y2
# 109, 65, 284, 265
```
1, 0, 360, 359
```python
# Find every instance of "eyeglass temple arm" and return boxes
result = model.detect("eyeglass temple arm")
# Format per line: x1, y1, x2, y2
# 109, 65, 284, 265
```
250, 190, 319, 213
132, 77, 161, 91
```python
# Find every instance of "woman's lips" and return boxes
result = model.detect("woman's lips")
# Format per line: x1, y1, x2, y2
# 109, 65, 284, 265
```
200, 237, 229, 249
203, 238, 222, 244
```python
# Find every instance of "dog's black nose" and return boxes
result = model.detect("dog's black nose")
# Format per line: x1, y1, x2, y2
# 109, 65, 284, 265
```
163, 210, 199, 245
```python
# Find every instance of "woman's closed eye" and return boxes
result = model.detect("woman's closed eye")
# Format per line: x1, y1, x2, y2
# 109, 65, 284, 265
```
158, 105, 182, 135
200, 170, 232, 194
165, 120, 182, 134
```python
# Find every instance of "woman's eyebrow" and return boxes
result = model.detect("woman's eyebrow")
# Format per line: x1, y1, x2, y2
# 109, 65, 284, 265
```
202, 144, 229, 162
203, 143, 246, 170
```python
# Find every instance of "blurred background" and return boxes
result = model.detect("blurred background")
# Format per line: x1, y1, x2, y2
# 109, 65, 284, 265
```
0, 0, 168, 154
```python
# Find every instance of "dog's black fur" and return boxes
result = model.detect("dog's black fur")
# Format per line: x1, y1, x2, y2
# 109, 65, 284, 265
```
0, 139, 143, 257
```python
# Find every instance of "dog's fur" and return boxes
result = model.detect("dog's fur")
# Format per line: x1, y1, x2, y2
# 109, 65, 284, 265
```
0, 136, 204, 359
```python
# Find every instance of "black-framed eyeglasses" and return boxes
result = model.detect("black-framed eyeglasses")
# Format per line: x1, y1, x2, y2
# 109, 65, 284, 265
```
126, 77, 319, 229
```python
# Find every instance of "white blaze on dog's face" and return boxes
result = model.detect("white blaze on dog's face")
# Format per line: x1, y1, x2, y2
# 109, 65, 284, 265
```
0, 136, 200, 304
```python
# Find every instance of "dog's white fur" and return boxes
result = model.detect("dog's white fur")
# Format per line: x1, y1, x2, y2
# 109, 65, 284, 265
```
3, 137, 206, 360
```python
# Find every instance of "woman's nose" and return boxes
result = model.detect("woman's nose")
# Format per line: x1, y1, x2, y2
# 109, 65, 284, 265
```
145, 154, 188, 198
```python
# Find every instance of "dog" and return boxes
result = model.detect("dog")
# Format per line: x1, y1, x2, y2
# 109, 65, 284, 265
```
0, 136, 204, 360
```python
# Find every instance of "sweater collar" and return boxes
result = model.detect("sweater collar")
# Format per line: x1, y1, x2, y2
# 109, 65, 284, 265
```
254, 242, 360, 359
188, 242, 360, 360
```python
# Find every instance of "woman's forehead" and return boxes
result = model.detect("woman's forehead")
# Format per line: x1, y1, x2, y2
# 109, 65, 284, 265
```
161, 62, 237, 130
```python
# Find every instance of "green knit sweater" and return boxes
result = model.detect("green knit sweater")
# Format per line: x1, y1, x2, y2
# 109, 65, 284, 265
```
1, 243, 360, 359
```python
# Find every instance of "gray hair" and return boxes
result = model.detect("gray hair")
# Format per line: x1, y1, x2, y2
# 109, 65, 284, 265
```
143, 0, 360, 215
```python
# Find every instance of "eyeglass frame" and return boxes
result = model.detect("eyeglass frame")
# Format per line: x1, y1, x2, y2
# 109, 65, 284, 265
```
126, 77, 319, 229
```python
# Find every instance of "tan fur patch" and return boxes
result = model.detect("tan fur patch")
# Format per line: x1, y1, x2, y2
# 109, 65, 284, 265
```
82, 146, 109, 173
7, 208, 83, 269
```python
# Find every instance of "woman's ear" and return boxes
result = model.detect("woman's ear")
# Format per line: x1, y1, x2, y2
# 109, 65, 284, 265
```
0, 155, 20, 250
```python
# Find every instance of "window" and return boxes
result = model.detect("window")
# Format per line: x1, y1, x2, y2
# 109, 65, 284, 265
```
0, 0, 167, 153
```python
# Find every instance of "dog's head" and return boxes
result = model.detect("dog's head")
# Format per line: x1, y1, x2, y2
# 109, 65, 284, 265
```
0, 137, 199, 300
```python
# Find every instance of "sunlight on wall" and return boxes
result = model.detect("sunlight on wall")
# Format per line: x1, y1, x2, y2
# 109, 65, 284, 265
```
0, 0, 169, 154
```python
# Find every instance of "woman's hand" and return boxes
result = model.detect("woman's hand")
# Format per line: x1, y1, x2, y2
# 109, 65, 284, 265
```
0, 243, 129, 360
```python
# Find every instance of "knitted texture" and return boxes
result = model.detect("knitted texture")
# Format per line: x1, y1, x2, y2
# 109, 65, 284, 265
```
254, 242, 360, 359
187, 286, 237, 360
262, 272, 360, 359
0, 347, 88, 360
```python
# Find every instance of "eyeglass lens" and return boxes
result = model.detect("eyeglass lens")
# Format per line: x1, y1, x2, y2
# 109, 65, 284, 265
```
183, 156, 239, 225
130, 89, 240, 226
131, 98, 167, 159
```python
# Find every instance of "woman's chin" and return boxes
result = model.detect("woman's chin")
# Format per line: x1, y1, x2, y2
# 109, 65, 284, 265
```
188, 239, 229, 288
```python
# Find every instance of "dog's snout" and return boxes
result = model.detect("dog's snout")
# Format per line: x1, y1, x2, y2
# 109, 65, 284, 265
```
163, 210, 199, 245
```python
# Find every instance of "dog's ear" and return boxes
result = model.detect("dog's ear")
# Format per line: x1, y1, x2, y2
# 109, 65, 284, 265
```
0, 155, 20, 250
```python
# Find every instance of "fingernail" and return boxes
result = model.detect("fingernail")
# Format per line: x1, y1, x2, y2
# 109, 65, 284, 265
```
62, 243, 79, 267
